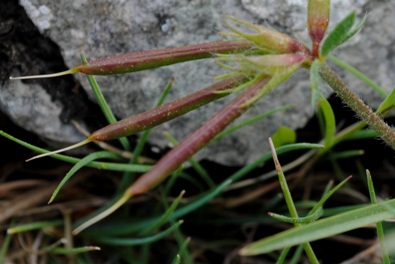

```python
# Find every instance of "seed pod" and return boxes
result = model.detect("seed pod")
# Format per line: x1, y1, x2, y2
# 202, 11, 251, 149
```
10, 41, 253, 80
308, 0, 331, 57
26, 76, 244, 161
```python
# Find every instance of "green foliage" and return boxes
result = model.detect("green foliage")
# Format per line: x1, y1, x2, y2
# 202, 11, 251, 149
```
240, 197, 395, 255
321, 11, 366, 57
271, 126, 296, 147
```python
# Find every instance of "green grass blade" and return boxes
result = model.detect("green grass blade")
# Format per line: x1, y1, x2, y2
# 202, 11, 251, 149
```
328, 55, 387, 98
0, 130, 150, 173
49, 151, 122, 203
51, 246, 101, 255
172, 237, 191, 264
318, 96, 336, 149
321, 11, 356, 57
269, 208, 323, 224
81, 53, 130, 150
269, 138, 319, 263
214, 105, 292, 140
377, 86, 395, 114
7, 220, 63, 234
289, 245, 304, 264
276, 247, 291, 264
172, 255, 181, 264
0, 233, 13, 262
366, 170, 391, 264
140, 191, 185, 235
240, 198, 395, 256
172, 143, 324, 220
95, 220, 183, 246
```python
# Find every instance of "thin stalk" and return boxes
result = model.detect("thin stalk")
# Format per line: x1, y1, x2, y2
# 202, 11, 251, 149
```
366, 170, 391, 264
81, 53, 130, 150
269, 138, 319, 264
319, 63, 395, 150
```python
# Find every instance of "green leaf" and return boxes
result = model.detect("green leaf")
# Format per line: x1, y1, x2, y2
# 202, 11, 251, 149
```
81, 53, 131, 151
95, 220, 183, 246
140, 191, 185, 235
337, 13, 366, 48
215, 104, 293, 140
0, 131, 151, 173
49, 151, 122, 203
240, 198, 395, 256
51, 246, 100, 255
271, 126, 296, 147
318, 96, 336, 148
321, 11, 356, 57
377, 86, 395, 115
7, 220, 63, 234
366, 170, 391, 264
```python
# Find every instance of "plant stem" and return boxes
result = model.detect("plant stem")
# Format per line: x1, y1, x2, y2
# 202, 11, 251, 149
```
319, 63, 395, 150
269, 138, 319, 264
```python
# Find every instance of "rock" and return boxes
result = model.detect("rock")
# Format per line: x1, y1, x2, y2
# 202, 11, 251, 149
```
0, 0, 104, 151
2, 0, 394, 165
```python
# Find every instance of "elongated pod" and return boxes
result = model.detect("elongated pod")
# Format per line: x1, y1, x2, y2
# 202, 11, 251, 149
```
27, 76, 245, 161
10, 41, 254, 79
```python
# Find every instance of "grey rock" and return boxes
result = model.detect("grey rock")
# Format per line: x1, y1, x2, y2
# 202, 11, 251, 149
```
10, 0, 395, 165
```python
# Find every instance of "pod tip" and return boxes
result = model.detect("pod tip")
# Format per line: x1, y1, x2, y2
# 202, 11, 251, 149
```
9, 68, 77, 80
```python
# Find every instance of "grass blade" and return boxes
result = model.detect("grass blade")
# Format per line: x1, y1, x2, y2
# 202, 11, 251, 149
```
81, 53, 130, 150
366, 170, 391, 264
95, 220, 183, 246
49, 151, 122, 203
240, 198, 395, 255
7, 220, 63, 234
0, 130, 150, 173
51, 246, 101, 255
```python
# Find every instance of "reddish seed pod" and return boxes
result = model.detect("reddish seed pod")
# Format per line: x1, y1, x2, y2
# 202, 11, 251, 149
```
308, 0, 330, 57
126, 76, 270, 196
76, 41, 253, 75
10, 41, 253, 80
26, 76, 244, 161
90, 76, 245, 141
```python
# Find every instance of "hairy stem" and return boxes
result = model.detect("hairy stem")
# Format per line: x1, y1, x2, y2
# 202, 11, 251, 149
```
319, 63, 395, 149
